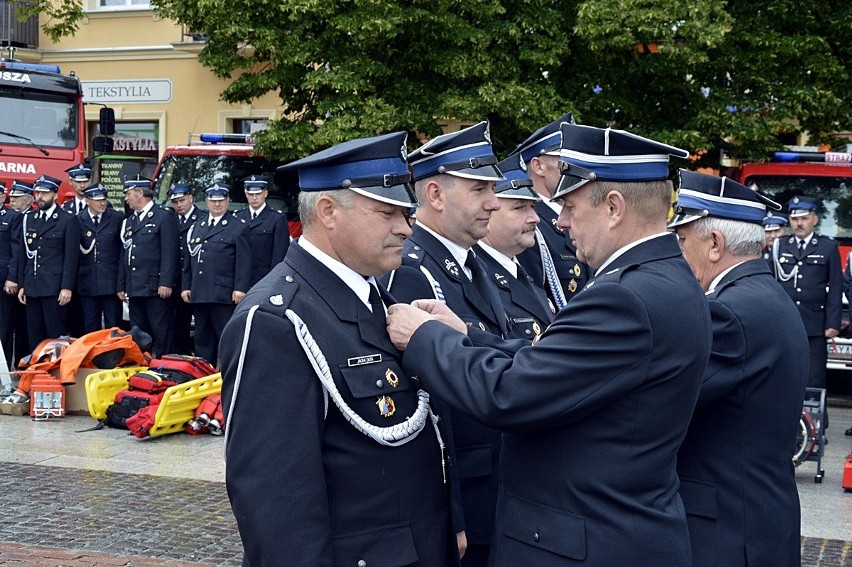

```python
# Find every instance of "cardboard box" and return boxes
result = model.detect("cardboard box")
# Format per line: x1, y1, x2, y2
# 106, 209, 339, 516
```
65, 369, 104, 416
0, 401, 28, 416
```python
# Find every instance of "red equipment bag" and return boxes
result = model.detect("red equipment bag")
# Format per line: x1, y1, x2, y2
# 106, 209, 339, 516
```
105, 371, 178, 429
146, 354, 217, 384
126, 405, 159, 439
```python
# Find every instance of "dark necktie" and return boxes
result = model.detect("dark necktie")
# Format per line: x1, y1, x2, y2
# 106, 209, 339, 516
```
251, 211, 258, 221
78, 202, 84, 214
93, 215, 100, 227
367, 283, 386, 325
211, 217, 217, 227
798, 240, 805, 255
466, 251, 508, 334
466, 251, 490, 299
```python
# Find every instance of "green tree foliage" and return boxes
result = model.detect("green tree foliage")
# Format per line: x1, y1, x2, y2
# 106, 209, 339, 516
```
28, 0, 852, 165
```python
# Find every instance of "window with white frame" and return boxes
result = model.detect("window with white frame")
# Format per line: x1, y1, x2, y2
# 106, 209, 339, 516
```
95, 0, 151, 9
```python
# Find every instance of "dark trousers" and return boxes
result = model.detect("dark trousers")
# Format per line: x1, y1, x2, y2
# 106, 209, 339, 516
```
808, 335, 830, 429
807, 335, 827, 389
81, 294, 123, 333
129, 295, 174, 357
173, 298, 194, 355
192, 302, 235, 367
26, 295, 68, 350
0, 291, 18, 367
66, 290, 85, 338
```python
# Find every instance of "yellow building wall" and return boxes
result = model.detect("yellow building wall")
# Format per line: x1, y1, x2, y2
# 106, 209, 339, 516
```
27, 6, 283, 157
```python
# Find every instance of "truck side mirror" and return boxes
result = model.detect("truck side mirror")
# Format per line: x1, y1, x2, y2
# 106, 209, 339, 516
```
99, 107, 116, 136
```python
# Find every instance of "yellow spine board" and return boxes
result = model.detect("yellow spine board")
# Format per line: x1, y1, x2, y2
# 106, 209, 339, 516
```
84, 367, 148, 420
148, 373, 222, 438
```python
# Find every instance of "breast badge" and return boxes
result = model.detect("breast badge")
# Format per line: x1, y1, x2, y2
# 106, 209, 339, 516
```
376, 395, 396, 418
385, 368, 399, 388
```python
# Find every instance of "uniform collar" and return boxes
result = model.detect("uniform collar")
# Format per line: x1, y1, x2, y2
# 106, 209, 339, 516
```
418, 222, 471, 277
595, 232, 670, 276
478, 241, 518, 278
298, 236, 372, 309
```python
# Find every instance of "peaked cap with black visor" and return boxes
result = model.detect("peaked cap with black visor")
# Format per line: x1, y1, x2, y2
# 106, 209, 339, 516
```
278, 131, 418, 209
668, 170, 781, 228
408, 121, 503, 182
552, 123, 690, 200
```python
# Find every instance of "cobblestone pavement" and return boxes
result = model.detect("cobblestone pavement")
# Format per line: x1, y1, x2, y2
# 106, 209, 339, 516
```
0, 463, 242, 566
0, 403, 850, 566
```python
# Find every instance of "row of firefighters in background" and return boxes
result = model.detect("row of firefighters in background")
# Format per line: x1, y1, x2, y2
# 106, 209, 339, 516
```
0, 162, 291, 387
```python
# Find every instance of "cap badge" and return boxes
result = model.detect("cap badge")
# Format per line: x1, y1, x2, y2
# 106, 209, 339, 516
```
483, 124, 492, 144
400, 142, 408, 161
376, 395, 396, 418
518, 153, 527, 172
385, 368, 399, 388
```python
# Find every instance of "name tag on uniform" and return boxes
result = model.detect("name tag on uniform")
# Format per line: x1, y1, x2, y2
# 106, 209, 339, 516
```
348, 354, 382, 367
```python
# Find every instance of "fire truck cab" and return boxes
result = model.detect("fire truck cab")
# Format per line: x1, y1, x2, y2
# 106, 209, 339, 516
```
726, 150, 852, 370
150, 133, 301, 236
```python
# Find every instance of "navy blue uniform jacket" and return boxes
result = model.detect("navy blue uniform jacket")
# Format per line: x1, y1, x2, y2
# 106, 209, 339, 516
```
118, 206, 179, 297
234, 206, 289, 287
77, 208, 123, 296
182, 213, 251, 303
772, 234, 842, 336
402, 233, 711, 566
677, 259, 806, 567
475, 245, 553, 341
517, 201, 588, 301
0, 208, 22, 284
219, 242, 457, 567
174, 207, 201, 290
379, 224, 508, 546
21, 208, 79, 297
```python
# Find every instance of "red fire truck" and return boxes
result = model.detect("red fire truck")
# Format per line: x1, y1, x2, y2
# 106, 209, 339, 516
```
726, 149, 852, 369
0, 56, 89, 203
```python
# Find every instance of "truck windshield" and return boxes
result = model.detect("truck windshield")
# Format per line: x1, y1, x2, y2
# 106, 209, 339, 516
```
152, 154, 298, 215
745, 174, 852, 242
0, 89, 78, 149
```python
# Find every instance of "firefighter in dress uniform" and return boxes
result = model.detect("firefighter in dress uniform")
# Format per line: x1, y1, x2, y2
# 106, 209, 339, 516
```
77, 183, 124, 332
770, 195, 841, 391
60, 162, 91, 338
61, 162, 91, 216
168, 183, 200, 355
234, 175, 290, 288
761, 213, 788, 265
17, 174, 80, 352
0, 181, 23, 383
180, 183, 250, 366
474, 153, 554, 341
670, 171, 807, 566
379, 121, 507, 567
386, 123, 708, 566
513, 113, 589, 308
218, 131, 459, 566
117, 176, 180, 357
4, 181, 33, 371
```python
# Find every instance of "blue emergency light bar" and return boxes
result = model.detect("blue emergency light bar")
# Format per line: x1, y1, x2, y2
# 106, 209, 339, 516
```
199, 133, 254, 144
0, 60, 62, 74
773, 151, 852, 164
